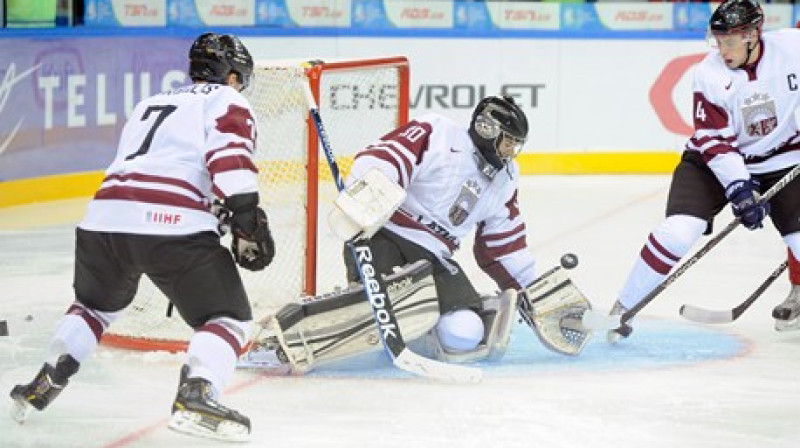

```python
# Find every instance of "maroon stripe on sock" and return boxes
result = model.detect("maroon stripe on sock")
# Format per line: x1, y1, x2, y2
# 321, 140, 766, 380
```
67, 304, 105, 342
648, 234, 680, 262
198, 323, 244, 357
640, 245, 672, 275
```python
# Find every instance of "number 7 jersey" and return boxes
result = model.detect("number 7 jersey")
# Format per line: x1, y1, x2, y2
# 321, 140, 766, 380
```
79, 83, 259, 236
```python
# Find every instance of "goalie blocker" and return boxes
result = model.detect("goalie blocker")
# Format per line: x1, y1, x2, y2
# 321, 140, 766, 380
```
242, 261, 594, 372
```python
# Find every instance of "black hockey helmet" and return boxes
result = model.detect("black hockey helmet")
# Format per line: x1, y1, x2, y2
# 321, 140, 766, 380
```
469, 95, 529, 170
189, 32, 253, 91
709, 0, 764, 34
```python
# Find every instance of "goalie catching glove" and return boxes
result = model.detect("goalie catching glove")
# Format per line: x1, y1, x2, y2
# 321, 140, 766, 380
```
226, 193, 275, 271
518, 266, 593, 356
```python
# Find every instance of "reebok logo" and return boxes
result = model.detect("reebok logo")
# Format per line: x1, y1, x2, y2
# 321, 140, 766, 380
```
355, 245, 399, 340
449, 147, 461, 153
725, 80, 732, 90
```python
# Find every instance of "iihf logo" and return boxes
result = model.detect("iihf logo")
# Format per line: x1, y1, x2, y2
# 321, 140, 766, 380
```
146, 210, 182, 225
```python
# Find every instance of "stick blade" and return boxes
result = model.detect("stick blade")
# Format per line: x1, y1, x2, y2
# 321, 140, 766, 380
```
394, 349, 483, 383
579, 309, 622, 331
678, 304, 734, 324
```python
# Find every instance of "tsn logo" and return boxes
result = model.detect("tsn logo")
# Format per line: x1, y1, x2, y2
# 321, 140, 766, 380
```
301, 6, 343, 18
503, 9, 553, 22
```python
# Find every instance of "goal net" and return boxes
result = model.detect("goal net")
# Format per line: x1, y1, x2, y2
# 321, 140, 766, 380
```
102, 57, 410, 352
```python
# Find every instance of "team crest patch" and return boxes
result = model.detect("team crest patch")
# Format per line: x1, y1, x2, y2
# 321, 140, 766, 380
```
449, 180, 481, 226
741, 92, 777, 137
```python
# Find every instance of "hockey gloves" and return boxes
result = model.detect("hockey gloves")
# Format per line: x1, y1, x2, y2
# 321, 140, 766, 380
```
226, 193, 275, 271
726, 179, 770, 230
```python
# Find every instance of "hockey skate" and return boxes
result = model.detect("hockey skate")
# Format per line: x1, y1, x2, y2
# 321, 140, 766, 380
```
9, 354, 80, 423
773, 285, 800, 332
168, 365, 251, 442
606, 301, 631, 344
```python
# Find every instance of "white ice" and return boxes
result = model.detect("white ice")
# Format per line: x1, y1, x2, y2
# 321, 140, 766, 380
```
2, 175, 800, 448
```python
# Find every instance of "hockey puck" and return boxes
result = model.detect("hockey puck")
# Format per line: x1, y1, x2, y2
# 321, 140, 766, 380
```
560, 253, 579, 269
0, 320, 8, 337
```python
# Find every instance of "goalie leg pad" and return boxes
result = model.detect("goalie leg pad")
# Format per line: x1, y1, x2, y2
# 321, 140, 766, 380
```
519, 267, 593, 356
427, 289, 518, 363
247, 260, 439, 373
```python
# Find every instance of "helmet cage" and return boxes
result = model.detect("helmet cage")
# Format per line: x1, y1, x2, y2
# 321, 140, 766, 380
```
706, 28, 758, 50
474, 103, 526, 163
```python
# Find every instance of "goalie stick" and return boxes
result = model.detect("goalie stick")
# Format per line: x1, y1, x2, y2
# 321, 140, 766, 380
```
679, 260, 788, 324
581, 162, 800, 334
298, 65, 482, 383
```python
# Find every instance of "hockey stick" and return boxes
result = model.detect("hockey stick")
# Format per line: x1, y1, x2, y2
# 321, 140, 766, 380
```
679, 260, 788, 324
298, 70, 482, 383
581, 162, 800, 333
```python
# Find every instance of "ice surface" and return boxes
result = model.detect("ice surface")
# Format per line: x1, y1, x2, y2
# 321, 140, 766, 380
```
2, 176, 799, 448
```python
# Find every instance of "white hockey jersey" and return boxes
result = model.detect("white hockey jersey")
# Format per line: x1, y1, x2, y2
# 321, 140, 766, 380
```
347, 114, 536, 290
687, 29, 800, 188
79, 83, 259, 235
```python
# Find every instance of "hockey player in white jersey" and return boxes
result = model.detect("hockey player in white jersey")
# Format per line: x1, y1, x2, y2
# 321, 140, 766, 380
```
243, 95, 594, 373
9, 33, 273, 441
607, 0, 800, 343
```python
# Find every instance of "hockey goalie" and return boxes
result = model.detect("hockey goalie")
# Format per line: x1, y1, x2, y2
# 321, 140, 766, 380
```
240, 95, 594, 374
241, 261, 593, 374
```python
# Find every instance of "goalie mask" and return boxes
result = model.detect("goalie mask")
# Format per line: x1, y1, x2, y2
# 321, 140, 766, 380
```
189, 32, 254, 91
469, 95, 529, 171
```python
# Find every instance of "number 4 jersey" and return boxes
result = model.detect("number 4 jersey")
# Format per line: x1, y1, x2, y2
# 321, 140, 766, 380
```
79, 83, 259, 236
687, 28, 800, 188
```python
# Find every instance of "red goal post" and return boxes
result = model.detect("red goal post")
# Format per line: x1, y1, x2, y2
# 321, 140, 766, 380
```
102, 56, 410, 352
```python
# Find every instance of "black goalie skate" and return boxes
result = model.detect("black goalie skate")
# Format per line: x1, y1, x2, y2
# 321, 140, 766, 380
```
168, 365, 251, 442
10, 354, 80, 423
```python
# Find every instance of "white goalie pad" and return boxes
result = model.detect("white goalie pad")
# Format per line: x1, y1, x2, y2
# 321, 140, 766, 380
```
427, 289, 518, 363
246, 260, 439, 373
518, 266, 593, 356
328, 168, 407, 241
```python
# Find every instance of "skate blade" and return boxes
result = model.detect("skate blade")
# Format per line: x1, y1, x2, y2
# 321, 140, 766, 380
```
237, 351, 292, 374
236, 360, 292, 375
775, 318, 800, 332
9, 398, 33, 424
169, 410, 250, 442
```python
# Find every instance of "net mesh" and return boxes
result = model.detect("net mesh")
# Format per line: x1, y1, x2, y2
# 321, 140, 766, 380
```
103, 58, 408, 350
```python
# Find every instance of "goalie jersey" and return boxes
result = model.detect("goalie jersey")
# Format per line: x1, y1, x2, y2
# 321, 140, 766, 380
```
79, 84, 259, 236
687, 29, 800, 188
348, 113, 536, 290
